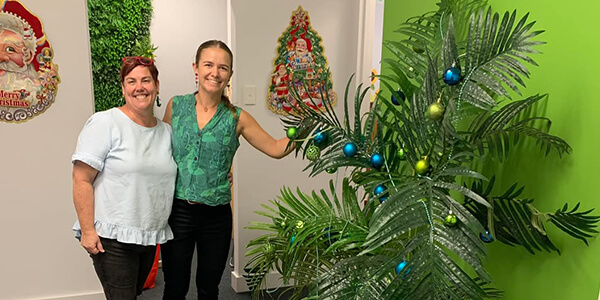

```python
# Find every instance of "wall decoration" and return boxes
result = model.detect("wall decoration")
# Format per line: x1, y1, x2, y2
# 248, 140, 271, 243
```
0, 0, 60, 123
267, 6, 336, 115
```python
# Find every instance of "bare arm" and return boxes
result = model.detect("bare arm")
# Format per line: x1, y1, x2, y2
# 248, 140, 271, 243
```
72, 161, 104, 254
237, 110, 294, 159
162, 97, 174, 124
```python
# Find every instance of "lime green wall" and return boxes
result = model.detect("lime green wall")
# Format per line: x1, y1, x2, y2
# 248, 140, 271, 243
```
382, 0, 600, 299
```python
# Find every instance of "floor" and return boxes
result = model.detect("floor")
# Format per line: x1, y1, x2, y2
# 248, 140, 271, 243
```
138, 243, 298, 300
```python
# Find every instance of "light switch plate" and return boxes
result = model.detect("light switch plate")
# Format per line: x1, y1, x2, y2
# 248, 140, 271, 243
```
243, 85, 256, 105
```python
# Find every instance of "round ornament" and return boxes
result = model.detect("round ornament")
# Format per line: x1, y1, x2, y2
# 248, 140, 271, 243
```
395, 260, 408, 275
444, 214, 458, 226
370, 153, 384, 169
426, 103, 445, 121
415, 159, 431, 175
412, 44, 425, 54
443, 66, 461, 85
314, 129, 328, 146
343, 142, 358, 157
286, 127, 298, 139
296, 220, 304, 229
391, 89, 406, 105
290, 234, 296, 244
480, 231, 494, 243
397, 148, 406, 161
374, 184, 388, 203
306, 145, 321, 161
326, 167, 337, 174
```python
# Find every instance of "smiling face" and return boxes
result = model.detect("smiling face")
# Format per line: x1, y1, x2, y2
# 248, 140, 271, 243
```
121, 65, 159, 113
193, 47, 232, 96
0, 29, 34, 75
295, 39, 308, 56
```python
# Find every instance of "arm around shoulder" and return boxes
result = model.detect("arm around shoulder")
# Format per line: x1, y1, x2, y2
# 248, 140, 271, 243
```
237, 110, 294, 159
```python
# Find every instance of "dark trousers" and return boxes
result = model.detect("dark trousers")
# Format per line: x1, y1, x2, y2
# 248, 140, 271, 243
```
161, 199, 232, 300
91, 237, 157, 300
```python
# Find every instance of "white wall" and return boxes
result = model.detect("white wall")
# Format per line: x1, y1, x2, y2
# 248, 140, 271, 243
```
230, 0, 369, 292
150, 0, 229, 118
0, 0, 98, 299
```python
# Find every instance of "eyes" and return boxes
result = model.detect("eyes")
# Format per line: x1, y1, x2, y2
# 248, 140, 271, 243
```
125, 77, 153, 86
202, 62, 230, 72
5, 46, 16, 53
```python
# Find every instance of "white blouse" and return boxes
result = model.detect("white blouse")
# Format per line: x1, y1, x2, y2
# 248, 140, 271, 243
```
72, 108, 177, 246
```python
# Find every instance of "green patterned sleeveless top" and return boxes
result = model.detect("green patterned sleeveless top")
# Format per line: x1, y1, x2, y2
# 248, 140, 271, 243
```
171, 93, 241, 206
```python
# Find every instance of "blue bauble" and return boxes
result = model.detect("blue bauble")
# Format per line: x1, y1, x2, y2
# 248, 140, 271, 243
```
343, 142, 358, 157
378, 194, 388, 203
395, 260, 408, 275
443, 66, 461, 85
291, 234, 296, 244
313, 129, 328, 146
374, 184, 386, 196
391, 89, 406, 105
370, 153, 384, 169
480, 231, 494, 243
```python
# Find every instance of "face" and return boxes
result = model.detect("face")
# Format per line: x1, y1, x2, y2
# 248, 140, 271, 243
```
0, 29, 33, 75
121, 65, 159, 112
295, 39, 308, 55
193, 47, 232, 95
277, 65, 286, 76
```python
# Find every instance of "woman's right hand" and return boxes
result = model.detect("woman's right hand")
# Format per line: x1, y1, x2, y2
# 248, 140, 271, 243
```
80, 231, 104, 255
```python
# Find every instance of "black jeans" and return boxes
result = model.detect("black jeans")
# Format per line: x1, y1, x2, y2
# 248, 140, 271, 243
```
161, 199, 232, 300
91, 237, 156, 300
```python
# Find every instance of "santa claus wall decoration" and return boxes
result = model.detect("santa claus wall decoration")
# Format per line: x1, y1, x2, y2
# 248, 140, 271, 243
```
0, 0, 60, 123
266, 6, 336, 116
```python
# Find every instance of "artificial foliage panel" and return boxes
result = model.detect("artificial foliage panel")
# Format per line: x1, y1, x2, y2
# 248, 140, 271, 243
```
87, 0, 152, 112
245, 0, 599, 299
266, 6, 337, 116
0, 0, 60, 123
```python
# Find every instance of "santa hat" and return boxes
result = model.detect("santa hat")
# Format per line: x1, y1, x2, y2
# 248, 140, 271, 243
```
1, 0, 49, 71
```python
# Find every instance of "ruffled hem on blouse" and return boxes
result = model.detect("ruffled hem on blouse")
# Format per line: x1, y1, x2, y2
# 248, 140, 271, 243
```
73, 220, 173, 246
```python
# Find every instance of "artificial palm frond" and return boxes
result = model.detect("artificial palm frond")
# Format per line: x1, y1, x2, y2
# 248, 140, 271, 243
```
465, 178, 599, 254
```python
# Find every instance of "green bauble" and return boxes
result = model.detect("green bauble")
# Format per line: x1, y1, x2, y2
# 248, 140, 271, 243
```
326, 167, 337, 174
426, 103, 445, 121
306, 145, 321, 161
286, 127, 298, 139
415, 159, 430, 175
412, 44, 425, 54
444, 214, 458, 226
397, 148, 406, 161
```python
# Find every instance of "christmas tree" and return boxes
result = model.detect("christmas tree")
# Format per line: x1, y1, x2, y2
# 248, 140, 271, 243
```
245, 1, 599, 299
266, 6, 337, 115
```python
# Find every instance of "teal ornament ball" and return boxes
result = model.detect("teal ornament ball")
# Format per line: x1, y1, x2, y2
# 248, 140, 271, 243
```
395, 260, 408, 275
443, 66, 461, 85
370, 153, 384, 169
313, 129, 328, 146
391, 89, 405, 105
306, 145, 321, 161
286, 127, 298, 139
326, 167, 337, 174
480, 231, 494, 243
343, 142, 358, 157
374, 184, 388, 203
444, 214, 458, 226
290, 234, 296, 244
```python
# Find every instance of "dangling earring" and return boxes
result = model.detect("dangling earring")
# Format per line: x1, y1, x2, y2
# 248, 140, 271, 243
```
195, 73, 198, 89
156, 95, 161, 107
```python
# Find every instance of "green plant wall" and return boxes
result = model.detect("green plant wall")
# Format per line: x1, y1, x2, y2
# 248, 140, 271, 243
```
88, 0, 153, 112
382, 0, 600, 299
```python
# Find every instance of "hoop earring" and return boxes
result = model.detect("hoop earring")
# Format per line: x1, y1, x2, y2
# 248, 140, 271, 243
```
156, 95, 161, 107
